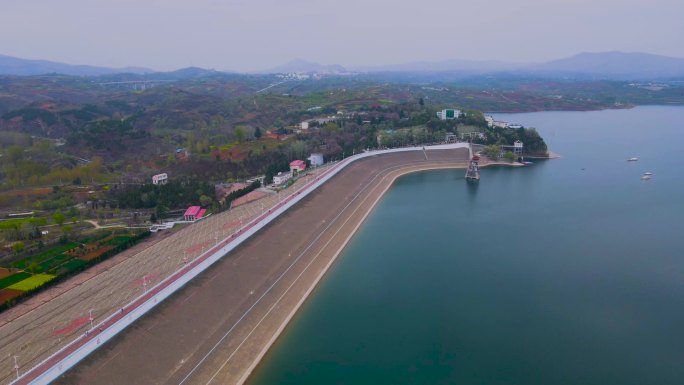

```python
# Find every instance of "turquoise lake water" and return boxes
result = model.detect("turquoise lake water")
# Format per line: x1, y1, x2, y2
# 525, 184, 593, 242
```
247, 106, 684, 385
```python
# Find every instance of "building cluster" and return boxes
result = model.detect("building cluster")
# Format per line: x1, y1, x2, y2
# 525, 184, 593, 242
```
271, 154, 325, 186
273, 159, 307, 186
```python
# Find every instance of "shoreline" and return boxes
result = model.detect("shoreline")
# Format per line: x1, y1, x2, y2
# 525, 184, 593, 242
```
237, 162, 478, 384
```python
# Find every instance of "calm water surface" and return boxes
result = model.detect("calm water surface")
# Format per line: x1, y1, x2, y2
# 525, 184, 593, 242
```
247, 106, 684, 385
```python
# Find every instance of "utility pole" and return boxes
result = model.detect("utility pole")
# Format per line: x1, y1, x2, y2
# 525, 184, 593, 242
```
89, 309, 94, 330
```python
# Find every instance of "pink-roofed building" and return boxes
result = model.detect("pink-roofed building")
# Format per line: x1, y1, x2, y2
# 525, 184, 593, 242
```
290, 159, 306, 173
184, 206, 202, 221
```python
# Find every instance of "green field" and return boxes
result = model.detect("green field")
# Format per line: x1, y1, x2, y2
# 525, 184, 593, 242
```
103, 235, 133, 247
10, 242, 78, 269
57, 259, 87, 275
7, 274, 56, 291
1, 230, 147, 312
0, 272, 32, 289
0, 217, 48, 230
40, 253, 73, 273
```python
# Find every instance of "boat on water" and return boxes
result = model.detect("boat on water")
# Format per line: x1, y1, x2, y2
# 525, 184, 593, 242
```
643, 172, 653, 176
628, 157, 639, 161
641, 175, 652, 180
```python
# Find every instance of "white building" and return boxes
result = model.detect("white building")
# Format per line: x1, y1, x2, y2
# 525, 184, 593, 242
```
152, 173, 168, 185
300, 121, 309, 130
492, 120, 509, 129
436, 109, 461, 120
308, 153, 324, 167
273, 171, 293, 185
485, 115, 494, 127
513, 140, 523, 155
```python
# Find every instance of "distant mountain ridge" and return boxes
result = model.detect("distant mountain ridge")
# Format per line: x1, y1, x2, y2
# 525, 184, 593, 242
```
528, 51, 684, 79
351, 59, 527, 73
263, 52, 684, 79
1, 51, 683, 79
0, 54, 153, 76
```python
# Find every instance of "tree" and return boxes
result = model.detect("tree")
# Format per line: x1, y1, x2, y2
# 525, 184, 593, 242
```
11, 241, 25, 254
235, 126, 246, 143
484, 144, 500, 159
6, 145, 24, 166
53, 211, 66, 226
288, 140, 308, 160
28, 262, 40, 275
155, 204, 169, 220
199, 194, 213, 207
419, 97, 424, 106
504, 151, 516, 162
254, 127, 262, 139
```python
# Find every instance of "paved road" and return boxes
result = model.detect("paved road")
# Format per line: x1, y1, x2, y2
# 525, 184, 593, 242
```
55, 148, 469, 385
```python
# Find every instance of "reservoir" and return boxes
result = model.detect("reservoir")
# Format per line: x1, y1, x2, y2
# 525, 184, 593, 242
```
247, 106, 684, 385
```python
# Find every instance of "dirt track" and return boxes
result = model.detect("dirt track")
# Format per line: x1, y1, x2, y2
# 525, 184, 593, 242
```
56, 148, 469, 385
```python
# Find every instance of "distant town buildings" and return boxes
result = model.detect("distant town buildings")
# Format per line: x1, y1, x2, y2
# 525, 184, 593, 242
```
152, 173, 168, 185
308, 153, 324, 167
273, 171, 293, 185
436, 109, 461, 120
183, 206, 206, 222
300, 121, 309, 130
290, 160, 306, 173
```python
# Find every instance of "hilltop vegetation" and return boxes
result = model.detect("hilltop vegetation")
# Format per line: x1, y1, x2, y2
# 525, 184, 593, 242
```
0, 71, 681, 212
1, 70, 682, 267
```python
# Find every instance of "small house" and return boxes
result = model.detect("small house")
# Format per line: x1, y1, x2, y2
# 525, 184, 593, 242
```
183, 206, 206, 222
152, 173, 168, 185
273, 171, 293, 185
308, 153, 324, 167
290, 160, 306, 173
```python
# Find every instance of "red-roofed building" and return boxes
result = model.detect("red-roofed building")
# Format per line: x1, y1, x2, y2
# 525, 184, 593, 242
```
290, 160, 306, 173
184, 206, 202, 221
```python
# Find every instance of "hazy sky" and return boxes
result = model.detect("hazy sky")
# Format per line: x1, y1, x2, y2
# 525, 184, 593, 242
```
1, 0, 683, 72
